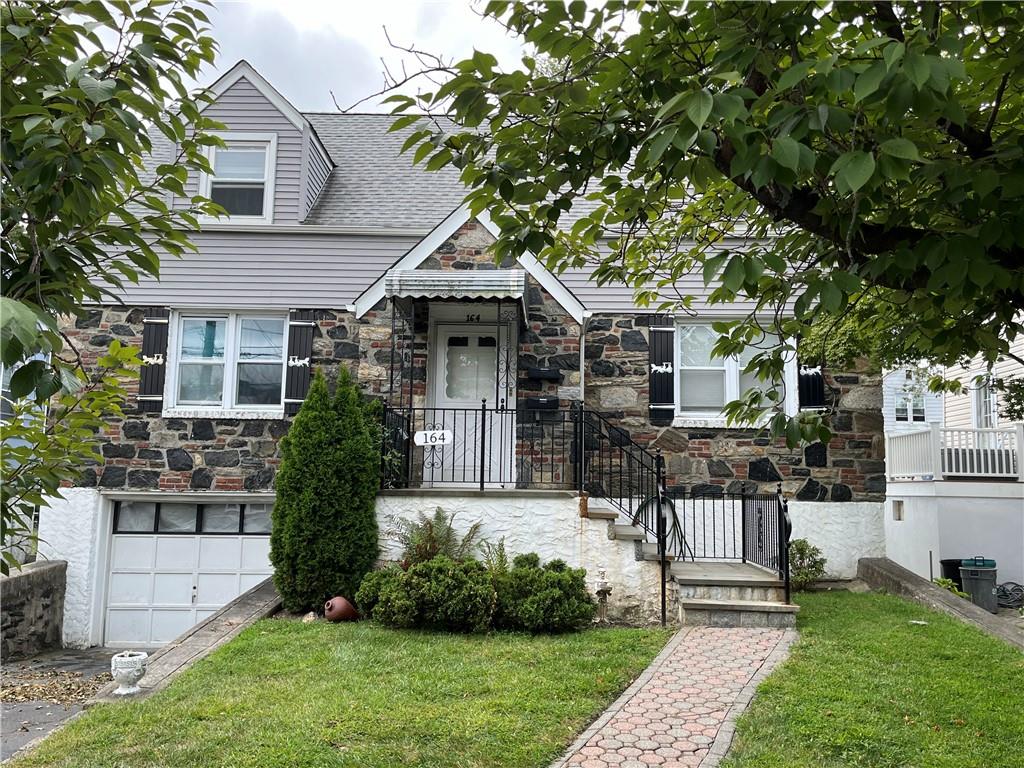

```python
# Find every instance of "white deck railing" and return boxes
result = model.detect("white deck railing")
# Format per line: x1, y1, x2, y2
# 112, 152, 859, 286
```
887, 423, 1024, 481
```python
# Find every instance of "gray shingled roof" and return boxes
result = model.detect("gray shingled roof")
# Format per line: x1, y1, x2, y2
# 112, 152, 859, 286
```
303, 113, 467, 230
300, 113, 756, 316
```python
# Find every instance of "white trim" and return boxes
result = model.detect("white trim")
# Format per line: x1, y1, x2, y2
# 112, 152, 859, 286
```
971, 372, 999, 429
353, 205, 587, 323
673, 319, 799, 423
205, 60, 307, 132
196, 223, 430, 237
354, 206, 471, 316
477, 210, 586, 324
163, 310, 288, 418
199, 132, 277, 225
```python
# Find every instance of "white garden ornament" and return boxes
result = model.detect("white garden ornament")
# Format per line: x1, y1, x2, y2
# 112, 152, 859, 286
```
110, 650, 148, 695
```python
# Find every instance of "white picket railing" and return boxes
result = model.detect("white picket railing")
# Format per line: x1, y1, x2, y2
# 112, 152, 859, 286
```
887, 423, 1024, 481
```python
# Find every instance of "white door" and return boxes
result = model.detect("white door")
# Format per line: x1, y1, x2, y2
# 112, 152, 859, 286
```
105, 501, 273, 647
428, 325, 515, 486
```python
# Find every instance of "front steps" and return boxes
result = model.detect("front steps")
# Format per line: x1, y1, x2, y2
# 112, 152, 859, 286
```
595, 505, 798, 628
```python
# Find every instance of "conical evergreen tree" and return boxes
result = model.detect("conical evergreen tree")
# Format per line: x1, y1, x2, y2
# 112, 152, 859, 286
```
270, 368, 379, 612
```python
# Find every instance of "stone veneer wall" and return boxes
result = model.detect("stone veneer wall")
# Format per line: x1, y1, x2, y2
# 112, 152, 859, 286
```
63, 220, 883, 501
62, 220, 582, 492
584, 314, 885, 502
63, 306, 360, 492
1, 560, 67, 660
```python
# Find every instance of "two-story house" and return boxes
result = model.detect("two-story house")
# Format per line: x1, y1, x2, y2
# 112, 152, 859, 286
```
38, 61, 887, 648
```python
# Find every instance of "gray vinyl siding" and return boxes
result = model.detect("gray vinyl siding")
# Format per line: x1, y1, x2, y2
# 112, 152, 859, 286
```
302, 130, 333, 219
114, 231, 419, 308
559, 239, 770, 317
181, 75, 304, 224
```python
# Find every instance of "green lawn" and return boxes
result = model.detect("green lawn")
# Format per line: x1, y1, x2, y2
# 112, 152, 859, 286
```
723, 591, 1024, 768
12, 621, 670, 768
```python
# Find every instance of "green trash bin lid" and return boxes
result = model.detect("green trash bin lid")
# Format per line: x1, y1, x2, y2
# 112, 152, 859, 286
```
961, 557, 996, 568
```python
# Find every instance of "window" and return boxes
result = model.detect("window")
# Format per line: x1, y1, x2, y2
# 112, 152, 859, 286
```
201, 134, 276, 222
675, 324, 793, 418
170, 312, 286, 412
974, 377, 999, 428
894, 391, 926, 422
113, 501, 271, 535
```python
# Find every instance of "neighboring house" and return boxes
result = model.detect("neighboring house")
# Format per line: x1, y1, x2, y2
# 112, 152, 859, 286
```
885, 340, 1024, 586
943, 335, 1024, 429
38, 61, 887, 648
882, 367, 943, 434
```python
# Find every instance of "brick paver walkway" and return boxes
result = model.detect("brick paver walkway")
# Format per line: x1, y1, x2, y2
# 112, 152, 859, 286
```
552, 626, 796, 768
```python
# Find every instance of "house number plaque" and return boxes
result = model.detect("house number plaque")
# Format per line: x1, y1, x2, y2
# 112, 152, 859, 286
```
413, 430, 454, 447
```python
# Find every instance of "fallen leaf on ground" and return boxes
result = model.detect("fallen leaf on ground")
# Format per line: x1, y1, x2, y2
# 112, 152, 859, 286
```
0, 670, 112, 705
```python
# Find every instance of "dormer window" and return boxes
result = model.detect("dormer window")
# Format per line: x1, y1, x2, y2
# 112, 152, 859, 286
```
201, 132, 276, 223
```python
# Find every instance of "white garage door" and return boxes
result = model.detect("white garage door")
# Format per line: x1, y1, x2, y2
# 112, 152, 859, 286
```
105, 500, 274, 647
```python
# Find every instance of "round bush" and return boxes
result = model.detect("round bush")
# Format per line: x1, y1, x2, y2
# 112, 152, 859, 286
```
493, 553, 595, 633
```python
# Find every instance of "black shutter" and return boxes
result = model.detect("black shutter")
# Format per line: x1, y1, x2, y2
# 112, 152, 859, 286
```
799, 368, 826, 409
284, 310, 315, 416
648, 314, 675, 426
138, 307, 170, 413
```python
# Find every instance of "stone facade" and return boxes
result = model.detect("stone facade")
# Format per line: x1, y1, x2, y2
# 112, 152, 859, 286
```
64, 219, 883, 502
584, 315, 885, 501
1, 560, 67, 660
63, 307, 359, 492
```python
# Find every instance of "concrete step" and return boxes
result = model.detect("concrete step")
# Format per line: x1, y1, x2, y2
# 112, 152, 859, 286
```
676, 583, 787, 603
585, 506, 619, 521
678, 598, 798, 628
609, 524, 645, 541
639, 551, 678, 562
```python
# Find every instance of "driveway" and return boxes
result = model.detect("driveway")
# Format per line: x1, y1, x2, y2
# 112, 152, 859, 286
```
1, 647, 130, 761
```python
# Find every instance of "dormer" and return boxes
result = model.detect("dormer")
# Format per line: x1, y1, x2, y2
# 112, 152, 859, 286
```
194, 60, 334, 225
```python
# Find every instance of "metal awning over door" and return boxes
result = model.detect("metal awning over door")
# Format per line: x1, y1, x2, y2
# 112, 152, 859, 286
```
383, 269, 527, 315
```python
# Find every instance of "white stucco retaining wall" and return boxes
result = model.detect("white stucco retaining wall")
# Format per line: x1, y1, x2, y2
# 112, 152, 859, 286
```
36, 488, 107, 648
376, 492, 666, 622
886, 481, 1024, 584
787, 501, 885, 579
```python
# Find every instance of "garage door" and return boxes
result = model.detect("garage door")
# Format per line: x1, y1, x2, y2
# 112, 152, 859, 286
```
105, 500, 274, 647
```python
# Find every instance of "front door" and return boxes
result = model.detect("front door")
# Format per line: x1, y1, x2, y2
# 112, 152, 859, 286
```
427, 325, 515, 486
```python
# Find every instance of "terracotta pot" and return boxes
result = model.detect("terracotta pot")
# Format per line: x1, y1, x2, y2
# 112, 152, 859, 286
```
324, 595, 358, 622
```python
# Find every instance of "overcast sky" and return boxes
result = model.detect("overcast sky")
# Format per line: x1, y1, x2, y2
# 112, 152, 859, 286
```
203, 0, 526, 112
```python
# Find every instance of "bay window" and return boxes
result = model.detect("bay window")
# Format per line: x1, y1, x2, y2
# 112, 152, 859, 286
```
169, 312, 286, 413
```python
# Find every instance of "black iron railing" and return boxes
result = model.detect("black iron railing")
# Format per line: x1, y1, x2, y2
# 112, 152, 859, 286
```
380, 400, 576, 490
380, 400, 794, 611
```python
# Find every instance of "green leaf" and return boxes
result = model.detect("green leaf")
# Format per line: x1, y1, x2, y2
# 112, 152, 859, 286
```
686, 90, 714, 129
831, 151, 876, 193
904, 53, 929, 89
771, 137, 801, 171
854, 62, 887, 102
79, 76, 117, 103
879, 138, 921, 161
722, 255, 745, 292
777, 60, 813, 90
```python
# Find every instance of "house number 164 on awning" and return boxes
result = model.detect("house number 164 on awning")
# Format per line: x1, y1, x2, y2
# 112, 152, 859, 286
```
413, 430, 454, 446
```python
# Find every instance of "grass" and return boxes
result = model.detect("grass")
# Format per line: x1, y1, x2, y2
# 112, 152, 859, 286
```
723, 591, 1024, 768
12, 620, 671, 768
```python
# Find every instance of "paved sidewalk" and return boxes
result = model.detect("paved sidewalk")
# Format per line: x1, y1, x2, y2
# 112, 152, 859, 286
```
1, 647, 121, 761
552, 626, 796, 768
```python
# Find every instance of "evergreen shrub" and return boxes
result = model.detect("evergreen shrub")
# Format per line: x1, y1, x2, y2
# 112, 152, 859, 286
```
270, 368, 380, 612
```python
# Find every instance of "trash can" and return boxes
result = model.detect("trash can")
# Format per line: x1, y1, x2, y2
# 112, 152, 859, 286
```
959, 557, 998, 614
940, 558, 964, 590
